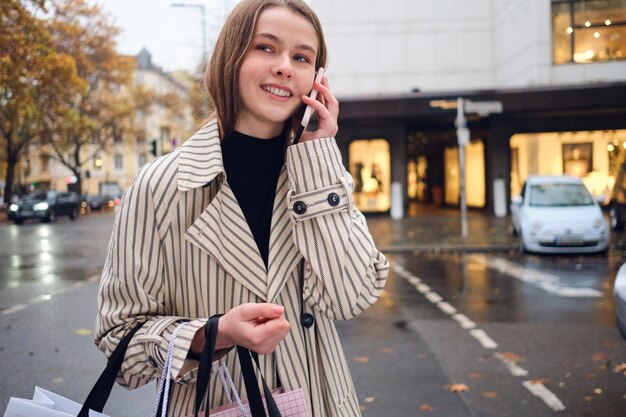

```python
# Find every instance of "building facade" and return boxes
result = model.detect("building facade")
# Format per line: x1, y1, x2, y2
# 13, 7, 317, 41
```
313, 0, 626, 215
24, 49, 194, 198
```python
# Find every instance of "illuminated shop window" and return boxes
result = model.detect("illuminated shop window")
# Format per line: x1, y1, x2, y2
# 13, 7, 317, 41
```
349, 139, 391, 212
552, 0, 626, 64
443, 141, 486, 207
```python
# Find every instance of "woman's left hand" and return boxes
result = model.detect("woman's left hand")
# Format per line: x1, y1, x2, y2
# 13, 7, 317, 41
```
297, 76, 339, 142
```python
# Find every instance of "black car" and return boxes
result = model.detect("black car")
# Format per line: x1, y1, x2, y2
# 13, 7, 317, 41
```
9, 190, 80, 224
88, 194, 115, 211
609, 162, 626, 231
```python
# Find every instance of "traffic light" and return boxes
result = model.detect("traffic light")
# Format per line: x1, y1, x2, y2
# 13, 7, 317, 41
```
150, 139, 158, 157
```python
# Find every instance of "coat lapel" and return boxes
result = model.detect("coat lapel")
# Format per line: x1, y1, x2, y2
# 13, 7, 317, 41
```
266, 167, 301, 303
181, 121, 268, 301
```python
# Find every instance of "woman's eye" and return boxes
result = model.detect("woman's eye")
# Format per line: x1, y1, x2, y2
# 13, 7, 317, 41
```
256, 45, 273, 53
294, 54, 311, 63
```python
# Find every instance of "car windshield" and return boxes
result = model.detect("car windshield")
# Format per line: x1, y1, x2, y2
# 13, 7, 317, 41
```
26, 191, 49, 201
528, 183, 594, 207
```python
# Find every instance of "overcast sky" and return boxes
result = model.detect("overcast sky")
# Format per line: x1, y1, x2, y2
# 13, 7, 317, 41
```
96, 0, 235, 73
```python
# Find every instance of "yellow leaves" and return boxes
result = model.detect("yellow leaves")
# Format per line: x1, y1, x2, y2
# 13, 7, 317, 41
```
445, 383, 470, 393
529, 378, 550, 385
498, 352, 524, 363
482, 391, 498, 399
73, 328, 92, 336
379, 347, 394, 354
419, 404, 433, 411
353, 356, 369, 363
591, 352, 607, 363
613, 363, 626, 375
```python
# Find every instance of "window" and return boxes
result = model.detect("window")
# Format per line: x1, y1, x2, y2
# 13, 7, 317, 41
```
348, 139, 391, 213
552, 0, 626, 64
114, 154, 123, 170
40, 155, 50, 173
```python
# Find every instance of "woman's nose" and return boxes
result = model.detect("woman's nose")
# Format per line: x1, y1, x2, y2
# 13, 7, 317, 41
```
272, 54, 293, 79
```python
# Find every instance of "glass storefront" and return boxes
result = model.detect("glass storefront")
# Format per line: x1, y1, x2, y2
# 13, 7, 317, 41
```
349, 139, 391, 213
443, 141, 486, 207
552, 0, 626, 64
510, 129, 626, 202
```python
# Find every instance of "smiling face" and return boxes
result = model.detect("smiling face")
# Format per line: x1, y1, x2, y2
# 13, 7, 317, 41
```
235, 7, 319, 138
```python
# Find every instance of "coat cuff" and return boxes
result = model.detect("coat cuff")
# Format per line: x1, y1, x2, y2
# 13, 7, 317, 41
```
286, 137, 346, 194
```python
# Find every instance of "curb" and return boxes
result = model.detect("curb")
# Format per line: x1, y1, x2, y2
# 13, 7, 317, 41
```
379, 244, 518, 254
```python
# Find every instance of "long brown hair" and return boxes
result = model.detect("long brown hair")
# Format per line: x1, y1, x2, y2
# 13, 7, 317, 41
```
204, 0, 327, 138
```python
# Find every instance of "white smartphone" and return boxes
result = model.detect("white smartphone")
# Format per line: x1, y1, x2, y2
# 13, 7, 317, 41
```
293, 67, 326, 144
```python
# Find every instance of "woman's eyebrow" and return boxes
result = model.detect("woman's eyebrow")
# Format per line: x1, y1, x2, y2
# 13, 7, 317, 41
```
254, 33, 317, 54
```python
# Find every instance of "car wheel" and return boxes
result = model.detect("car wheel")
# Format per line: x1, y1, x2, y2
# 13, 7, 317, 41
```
45, 210, 56, 223
14, 219, 23, 225
69, 207, 78, 220
610, 205, 624, 231
518, 230, 528, 253
511, 224, 518, 236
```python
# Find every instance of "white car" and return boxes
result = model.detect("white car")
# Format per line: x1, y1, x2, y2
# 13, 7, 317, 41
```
510, 175, 609, 254
616, 262, 626, 343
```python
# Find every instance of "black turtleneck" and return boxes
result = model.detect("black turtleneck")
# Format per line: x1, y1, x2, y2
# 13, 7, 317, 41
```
221, 130, 286, 269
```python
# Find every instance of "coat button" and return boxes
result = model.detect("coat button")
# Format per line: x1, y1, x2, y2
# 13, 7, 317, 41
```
327, 193, 340, 207
300, 313, 315, 328
293, 201, 307, 215
148, 356, 158, 368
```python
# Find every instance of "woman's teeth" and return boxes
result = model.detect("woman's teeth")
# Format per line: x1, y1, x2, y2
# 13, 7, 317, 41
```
263, 86, 291, 97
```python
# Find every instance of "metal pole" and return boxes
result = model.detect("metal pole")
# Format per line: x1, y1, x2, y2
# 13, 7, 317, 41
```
456, 97, 469, 241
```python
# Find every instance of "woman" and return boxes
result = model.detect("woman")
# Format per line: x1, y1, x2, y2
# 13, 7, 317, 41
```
94, 1, 389, 416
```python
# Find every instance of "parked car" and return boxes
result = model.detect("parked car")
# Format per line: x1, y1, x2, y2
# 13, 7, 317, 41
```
608, 161, 626, 231
615, 262, 626, 343
8, 190, 80, 224
510, 175, 609, 254
88, 194, 116, 211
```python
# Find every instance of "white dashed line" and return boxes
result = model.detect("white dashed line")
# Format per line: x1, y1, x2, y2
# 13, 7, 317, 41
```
452, 313, 476, 329
522, 381, 566, 411
391, 261, 566, 411
0, 275, 101, 316
495, 352, 529, 376
469, 329, 498, 349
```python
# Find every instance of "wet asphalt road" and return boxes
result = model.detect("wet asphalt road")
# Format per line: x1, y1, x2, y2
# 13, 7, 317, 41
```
1, 211, 625, 416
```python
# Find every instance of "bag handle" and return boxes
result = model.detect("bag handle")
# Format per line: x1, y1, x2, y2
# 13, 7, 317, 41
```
194, 315, 282, 417
78, 322, 144, 417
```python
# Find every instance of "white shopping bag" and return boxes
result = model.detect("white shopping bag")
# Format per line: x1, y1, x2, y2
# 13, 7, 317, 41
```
4, 386, 110, 417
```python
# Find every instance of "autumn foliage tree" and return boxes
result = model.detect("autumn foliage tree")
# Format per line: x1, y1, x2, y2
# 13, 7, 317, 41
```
0, 0, 84, 205
42, 0, 134, 196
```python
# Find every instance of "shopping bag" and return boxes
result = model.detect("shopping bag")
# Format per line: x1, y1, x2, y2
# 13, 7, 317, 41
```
3, 323, 143, 417
192, 316, 309, 417
4, 387, 110, 417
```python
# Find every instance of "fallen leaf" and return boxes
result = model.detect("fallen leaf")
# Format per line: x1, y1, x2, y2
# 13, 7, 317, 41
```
529, 378, 550, 385
364, 396, 375, 403
498, 352, 524, 363
592, 352, 606, 363
482, 391, 498, 399
468, 372, 483, 380
52, 377, 63, 384
445, 383, 469, 393
593, 388, 602, 395
379, 347, 394, 354
419, 404, 433, 411
73, 328, 92, 336
359, 405, 366, 412
583, 395, 593, 402
613, 363, 626, 373
558, 382, 565, 388
353, 356, 369, 363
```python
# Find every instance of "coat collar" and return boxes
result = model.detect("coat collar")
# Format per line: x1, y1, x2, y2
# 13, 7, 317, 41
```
181, 120, 301, 302
177, 120, 225, 192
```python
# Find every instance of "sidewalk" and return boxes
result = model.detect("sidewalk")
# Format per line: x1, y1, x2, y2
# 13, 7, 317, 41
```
367, 204, 626, 254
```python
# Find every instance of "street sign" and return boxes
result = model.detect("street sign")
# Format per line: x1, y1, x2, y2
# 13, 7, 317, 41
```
465, 100, 503, 115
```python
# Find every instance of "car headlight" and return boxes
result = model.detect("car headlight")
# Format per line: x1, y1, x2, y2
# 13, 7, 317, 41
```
593, 218, 604, 228
9, 204, 18, 212
33, 202, 49, 211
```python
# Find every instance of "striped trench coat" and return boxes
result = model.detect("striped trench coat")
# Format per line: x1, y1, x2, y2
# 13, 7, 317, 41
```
94, 120, 389, 417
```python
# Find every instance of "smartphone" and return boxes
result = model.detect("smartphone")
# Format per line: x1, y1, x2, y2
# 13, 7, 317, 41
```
293, 67, 326, 144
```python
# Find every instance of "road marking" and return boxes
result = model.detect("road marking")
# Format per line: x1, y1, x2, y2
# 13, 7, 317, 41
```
495, 352, 529, 376
0, 275, 101, 316
469, 254, 602, 298
469, 329, 498, 349
522, 381, 566, 411
424, 291, 443, 303
437, 301, 457, 315
452, 313, 476, 329
390, 261, 567, 412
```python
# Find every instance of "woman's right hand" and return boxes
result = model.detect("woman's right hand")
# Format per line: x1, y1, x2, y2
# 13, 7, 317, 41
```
191, 303, 291, 357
